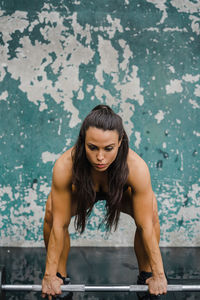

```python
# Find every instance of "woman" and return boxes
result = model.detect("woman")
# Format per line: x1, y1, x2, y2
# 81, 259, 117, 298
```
42, 105, 167, 299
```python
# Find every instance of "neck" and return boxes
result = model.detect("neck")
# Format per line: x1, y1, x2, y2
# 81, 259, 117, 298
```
91, 167, 107, 181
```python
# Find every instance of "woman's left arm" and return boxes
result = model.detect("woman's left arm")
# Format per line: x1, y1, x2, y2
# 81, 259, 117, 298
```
128, 155, 167, 295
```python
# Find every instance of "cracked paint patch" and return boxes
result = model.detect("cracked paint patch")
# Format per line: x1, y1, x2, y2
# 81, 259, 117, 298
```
0, 0, 199, 247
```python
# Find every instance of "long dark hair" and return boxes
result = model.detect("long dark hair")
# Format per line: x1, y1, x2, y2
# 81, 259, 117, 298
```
72, 105, 129, 233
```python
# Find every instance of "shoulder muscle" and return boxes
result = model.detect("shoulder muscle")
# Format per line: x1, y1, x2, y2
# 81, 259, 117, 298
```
52, 148, 73, 190
127, 150, 152, 193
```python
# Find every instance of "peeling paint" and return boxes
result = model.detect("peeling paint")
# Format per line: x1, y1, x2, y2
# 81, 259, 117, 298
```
135, 132, 141, 149
0, 91, 8, 101
41, 152, 61, 164
189, 99, 200, 109
154, 110, 165, 124
166, 79, 183, 94
0, 0, 199, 247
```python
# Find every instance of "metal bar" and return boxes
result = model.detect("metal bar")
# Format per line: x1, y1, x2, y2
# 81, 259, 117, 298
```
85, 286, 131, 292
2, 284, 200, 292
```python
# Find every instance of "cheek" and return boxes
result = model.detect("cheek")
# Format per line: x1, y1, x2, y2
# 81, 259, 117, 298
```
85, 150, 94, 162
109, 150, 118, 162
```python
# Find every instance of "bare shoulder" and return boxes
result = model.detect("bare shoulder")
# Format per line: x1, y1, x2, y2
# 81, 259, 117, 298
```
127, 149, 151, 191
52, 147, 74, 189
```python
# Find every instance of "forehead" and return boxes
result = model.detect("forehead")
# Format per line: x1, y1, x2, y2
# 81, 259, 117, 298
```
85, 127, 119, 144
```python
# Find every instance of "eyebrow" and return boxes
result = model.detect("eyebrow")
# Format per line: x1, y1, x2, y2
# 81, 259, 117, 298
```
87, 143, 116, 147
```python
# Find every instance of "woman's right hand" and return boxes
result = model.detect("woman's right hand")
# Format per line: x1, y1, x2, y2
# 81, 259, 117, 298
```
42, 274, 63, 300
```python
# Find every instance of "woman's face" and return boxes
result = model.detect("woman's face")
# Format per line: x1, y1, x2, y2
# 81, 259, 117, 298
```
85, 127, 121, 172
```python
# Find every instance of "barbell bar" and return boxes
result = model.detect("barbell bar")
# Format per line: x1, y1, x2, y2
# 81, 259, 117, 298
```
1, 283, 200, 292
1, 265, 200, 297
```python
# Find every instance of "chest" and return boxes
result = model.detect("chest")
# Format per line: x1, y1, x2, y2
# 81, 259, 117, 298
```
91, 171, 109, 194
93, 180, 108, 194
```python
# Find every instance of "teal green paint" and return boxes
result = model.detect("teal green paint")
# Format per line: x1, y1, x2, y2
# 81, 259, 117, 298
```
0, 0, 199, 246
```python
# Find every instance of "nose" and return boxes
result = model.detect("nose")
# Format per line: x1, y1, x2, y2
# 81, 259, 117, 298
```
96, 151, 104, 161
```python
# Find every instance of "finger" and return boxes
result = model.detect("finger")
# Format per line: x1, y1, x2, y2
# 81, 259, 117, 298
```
149, 287, 159, 295
158, 285, 166, 295
150, 290, 158, 295
41, 293, 46, 298
159, 288, 167, 295
164, 285, 168, 294
58, 278, 63, 284
145, 278, 150, 284
55, 288, 62, 295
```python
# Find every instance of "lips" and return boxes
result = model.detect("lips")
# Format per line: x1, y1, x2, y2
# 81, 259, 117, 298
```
95, 164, 107, 168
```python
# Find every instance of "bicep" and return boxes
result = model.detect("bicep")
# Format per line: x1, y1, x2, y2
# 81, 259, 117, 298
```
133, 188, 154, 229
51, 184, 72, 228
130, 162, 154, 229
51, 163, 72, 228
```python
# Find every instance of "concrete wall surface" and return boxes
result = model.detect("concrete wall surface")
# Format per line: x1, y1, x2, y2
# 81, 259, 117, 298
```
0, 0, 199, 247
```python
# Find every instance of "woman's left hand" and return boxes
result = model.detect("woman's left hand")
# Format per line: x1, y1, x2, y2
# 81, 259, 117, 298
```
146, 274, 167, 296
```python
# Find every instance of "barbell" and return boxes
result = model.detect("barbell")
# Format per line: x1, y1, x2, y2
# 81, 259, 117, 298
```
1, 266, 200, 298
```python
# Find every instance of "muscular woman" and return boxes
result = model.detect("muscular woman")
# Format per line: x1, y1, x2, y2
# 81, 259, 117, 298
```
42, 105, 167, 299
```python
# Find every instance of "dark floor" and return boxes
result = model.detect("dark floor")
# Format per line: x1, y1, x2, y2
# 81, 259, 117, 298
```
0, 247, 200, 300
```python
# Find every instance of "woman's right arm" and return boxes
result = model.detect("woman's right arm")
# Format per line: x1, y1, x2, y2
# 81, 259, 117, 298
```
42, 157, 72, 299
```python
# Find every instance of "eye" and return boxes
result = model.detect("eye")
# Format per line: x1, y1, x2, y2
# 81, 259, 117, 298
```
88, 145, 97, 151
105, 146, 113, 151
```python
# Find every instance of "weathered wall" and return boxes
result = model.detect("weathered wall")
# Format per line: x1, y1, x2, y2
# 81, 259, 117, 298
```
0, 0, 199, 247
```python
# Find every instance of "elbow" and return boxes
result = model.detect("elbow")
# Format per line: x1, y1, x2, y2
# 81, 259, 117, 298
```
136, 221, 153, 235
53, 220, 70, 233
136, 225, 153, 243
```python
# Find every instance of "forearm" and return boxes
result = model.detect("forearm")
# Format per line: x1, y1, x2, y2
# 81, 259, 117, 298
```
45, 226, 65, 275
139, 226, 165, 276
